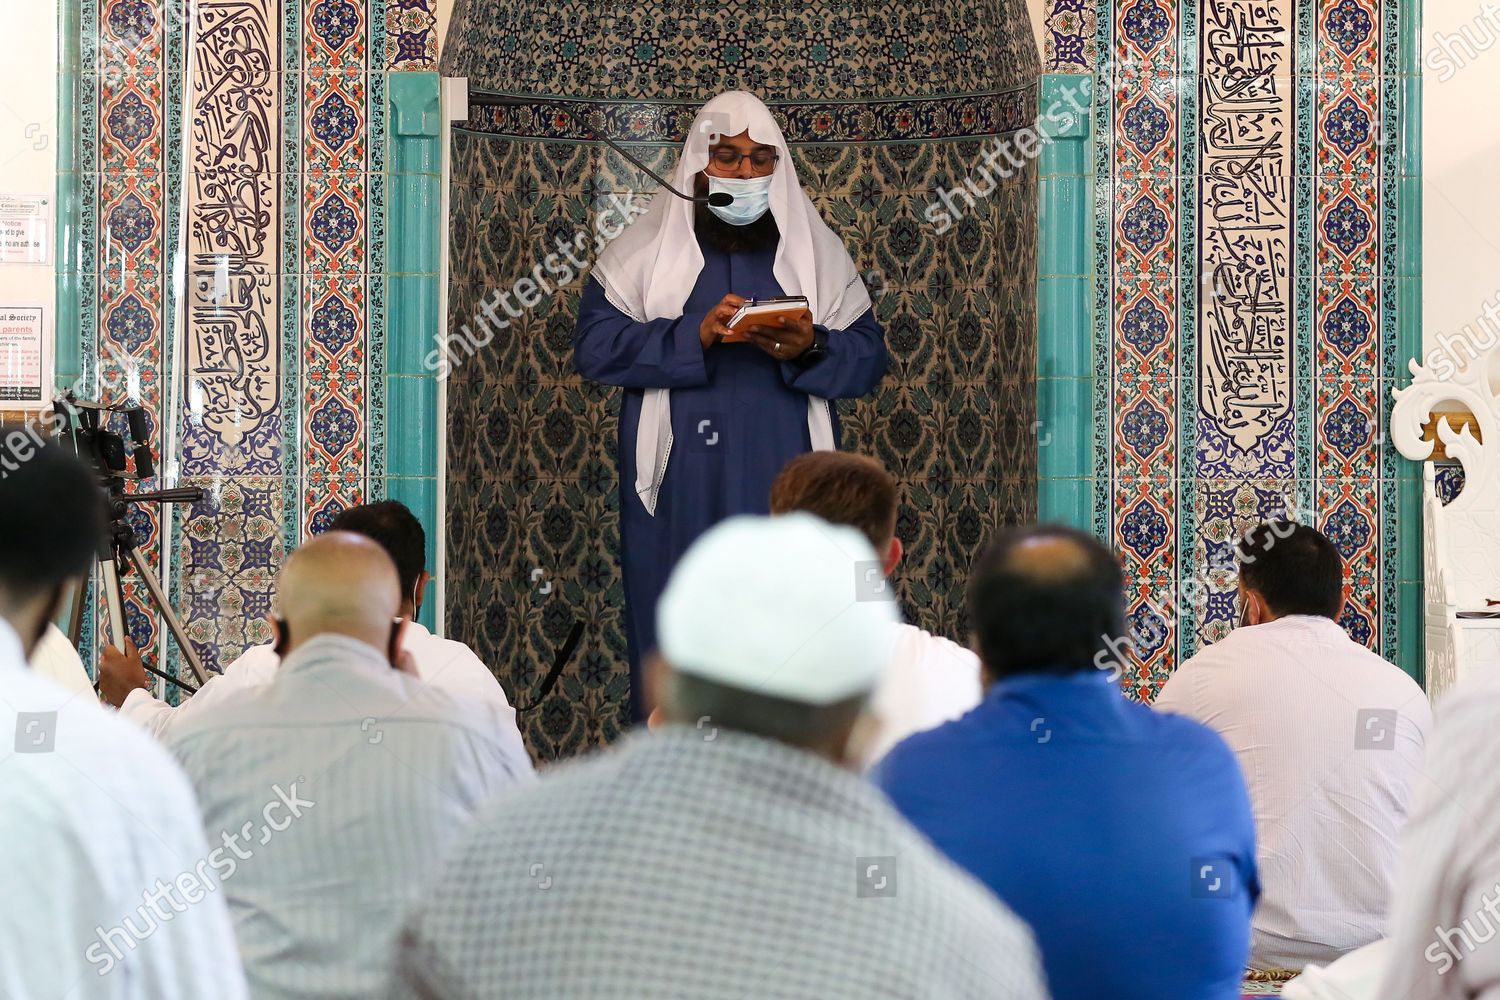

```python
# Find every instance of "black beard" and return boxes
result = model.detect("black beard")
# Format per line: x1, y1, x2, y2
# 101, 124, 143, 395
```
694, 202, 780, 254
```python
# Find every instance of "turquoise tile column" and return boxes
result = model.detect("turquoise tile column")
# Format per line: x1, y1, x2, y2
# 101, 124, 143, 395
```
1394, 0, 1423, 683
54, 0, 82, 392
387, 72, 442, 631
1036, 73, 1094, 530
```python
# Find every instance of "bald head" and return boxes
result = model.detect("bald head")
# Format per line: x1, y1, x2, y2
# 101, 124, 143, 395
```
967, 525, 1125, 682
277, 532, 401, 655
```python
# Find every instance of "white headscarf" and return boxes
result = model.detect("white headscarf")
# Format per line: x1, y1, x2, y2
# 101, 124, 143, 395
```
592, 91, 872, 516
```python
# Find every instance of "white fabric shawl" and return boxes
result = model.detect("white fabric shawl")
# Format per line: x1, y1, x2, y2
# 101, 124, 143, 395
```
591, 90, 872, 515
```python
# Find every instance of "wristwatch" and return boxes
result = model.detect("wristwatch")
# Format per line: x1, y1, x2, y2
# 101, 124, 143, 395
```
793, 329, 829, 367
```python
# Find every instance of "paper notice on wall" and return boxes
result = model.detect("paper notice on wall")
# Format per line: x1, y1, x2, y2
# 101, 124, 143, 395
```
0, 306, 46, 404
0, 195, 51, 265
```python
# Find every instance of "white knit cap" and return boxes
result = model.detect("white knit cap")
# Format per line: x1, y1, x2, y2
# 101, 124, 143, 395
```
656, 513, 902, 704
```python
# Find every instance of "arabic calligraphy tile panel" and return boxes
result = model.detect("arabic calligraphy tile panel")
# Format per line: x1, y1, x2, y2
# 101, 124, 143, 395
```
176, 0, 287, 677
78, 0, 398, 677
1100, 0, 1401, 694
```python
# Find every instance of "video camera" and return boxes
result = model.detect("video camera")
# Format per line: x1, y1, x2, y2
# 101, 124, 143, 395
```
49, 391, 208, 689
51, 392, 156, 482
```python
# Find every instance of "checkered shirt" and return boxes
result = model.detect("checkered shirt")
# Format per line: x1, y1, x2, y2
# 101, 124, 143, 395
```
391, 725, 1049, 999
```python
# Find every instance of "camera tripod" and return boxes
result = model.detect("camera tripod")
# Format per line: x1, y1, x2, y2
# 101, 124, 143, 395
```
69, 484, 210, 692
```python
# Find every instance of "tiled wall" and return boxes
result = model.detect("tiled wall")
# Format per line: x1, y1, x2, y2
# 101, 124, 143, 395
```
441, 0, 1043, 758
1036, 0, 1421, 693
67, 0, 438, 680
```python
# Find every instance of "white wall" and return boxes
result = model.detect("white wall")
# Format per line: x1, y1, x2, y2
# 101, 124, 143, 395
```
436, 0, 455, 58
1423, 1, 1500, 354
0, 0, 58, 408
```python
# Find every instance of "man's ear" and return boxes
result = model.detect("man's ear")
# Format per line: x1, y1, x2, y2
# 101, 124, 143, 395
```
645, 652, 670, 723
271, 614, 290, 657
21, 585, 68, 661
388, 616, 409, 667
882, 536, 902, 578
1245, 588, 1271, 626
413, 570, 431, 617
969, 632, 997, 691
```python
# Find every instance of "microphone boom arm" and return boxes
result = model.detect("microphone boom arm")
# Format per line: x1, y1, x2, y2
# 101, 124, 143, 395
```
466, 91, 731, 207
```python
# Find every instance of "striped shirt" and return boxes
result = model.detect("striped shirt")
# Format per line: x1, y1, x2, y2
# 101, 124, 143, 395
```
166, 633, 534, 999
392, 726, 1048, 999
0, 619, 248, 999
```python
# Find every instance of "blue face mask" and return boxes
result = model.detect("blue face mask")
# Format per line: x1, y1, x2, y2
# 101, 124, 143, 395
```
706, 174, 773, 226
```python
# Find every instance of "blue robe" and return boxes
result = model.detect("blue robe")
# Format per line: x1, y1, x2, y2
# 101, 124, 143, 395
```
573, 234, 888, 719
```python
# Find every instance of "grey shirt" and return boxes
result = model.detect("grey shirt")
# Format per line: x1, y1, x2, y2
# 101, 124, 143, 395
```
167, 633, 534, 999
391, 725, 1048, 999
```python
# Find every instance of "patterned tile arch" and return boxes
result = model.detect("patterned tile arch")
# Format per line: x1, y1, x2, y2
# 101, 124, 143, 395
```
74, 0, 432, 682
1095, 0, 1408, 694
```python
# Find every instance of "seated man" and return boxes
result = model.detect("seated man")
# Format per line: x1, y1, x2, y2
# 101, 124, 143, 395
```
1156, 520, 1430, 970
1383, 668, 1500, 997
0, 429, 247, 998
768, 451, 980, 765
165, 532, 533, 998
875, 525, 1259, 1000
100, 500, 524, 758
391, 514, 1048, 999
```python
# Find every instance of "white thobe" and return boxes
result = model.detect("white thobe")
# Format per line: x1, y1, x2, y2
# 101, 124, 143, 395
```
121, 620, 526, 756
859, 622, 983, 768
0, 618, 248, 999
1383, 669, 1500, 999
1156, 614, 1431, 969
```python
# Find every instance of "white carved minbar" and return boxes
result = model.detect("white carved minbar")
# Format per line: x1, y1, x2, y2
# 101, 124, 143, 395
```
1391, 353, 1500, 702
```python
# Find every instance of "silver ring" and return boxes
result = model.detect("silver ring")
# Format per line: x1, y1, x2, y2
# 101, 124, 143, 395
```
774, 342, 782, 353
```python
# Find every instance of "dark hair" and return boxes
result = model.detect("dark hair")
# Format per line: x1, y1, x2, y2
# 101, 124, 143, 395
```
1235, 520, 1344, 619
768, 452, 898, 551
665, 670, 865, 750
967, 524, 1125, 678
0, 426, 106, 602
326, 500, 426, 599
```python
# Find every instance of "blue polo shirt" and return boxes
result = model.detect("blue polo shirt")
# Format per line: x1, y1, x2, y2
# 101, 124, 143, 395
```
874, 670, 1259, 1000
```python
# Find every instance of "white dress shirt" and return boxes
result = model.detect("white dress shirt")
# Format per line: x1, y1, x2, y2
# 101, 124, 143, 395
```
30, 621, 96, 697
0, 618, 248, 999
1382, 669, 1500, 999
122, 620, 523, 748
860, 622, 983, 767
165, 632, 534, 1000
1155, 615, 1431, 969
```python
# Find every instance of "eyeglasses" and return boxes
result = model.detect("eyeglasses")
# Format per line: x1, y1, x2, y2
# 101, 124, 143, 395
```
708, 147, 780, 173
